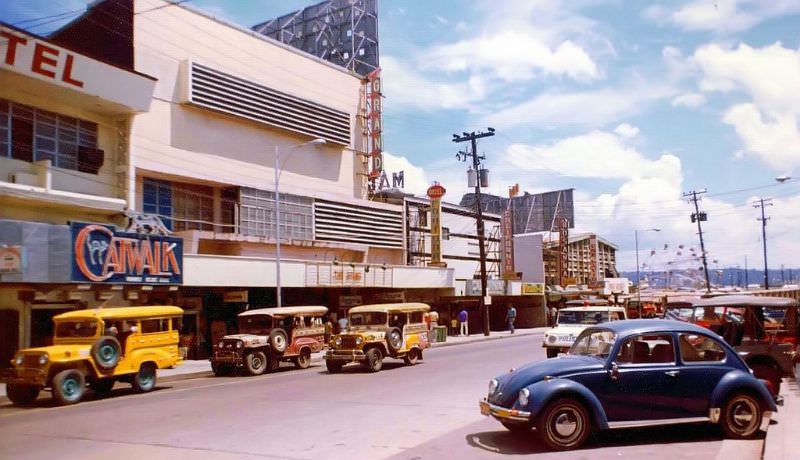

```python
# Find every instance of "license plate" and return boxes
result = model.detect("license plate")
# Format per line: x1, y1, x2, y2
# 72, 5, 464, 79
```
479, 400, 491, 416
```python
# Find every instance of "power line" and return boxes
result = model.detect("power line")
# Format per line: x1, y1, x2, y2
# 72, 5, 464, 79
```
683, 188, 711, 291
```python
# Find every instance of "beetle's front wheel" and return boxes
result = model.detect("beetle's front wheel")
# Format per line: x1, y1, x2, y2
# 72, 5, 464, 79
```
536, 398, 591, 451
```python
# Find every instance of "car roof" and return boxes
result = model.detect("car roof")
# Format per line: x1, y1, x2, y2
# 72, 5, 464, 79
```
54, 306, 184, 320
692, 295, 798, 308
348, 302, 430, 314
238, 306, 329, 317
565, 299, 610, 306
560, 306, 626, 312
588, 319, 713, 335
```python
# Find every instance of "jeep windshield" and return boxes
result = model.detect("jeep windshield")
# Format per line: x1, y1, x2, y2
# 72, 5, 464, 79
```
558, 311, 611, 325
570, 330, 617, 358
349, 312, 387, 327
55, 320, 99, 338
238, 315, 272, 335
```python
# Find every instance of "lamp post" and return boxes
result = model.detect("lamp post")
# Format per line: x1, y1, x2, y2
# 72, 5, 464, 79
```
274, 138, 326, 307
635, 228, 660, 316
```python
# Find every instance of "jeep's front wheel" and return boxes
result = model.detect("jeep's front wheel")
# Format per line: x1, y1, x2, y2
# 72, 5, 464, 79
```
245, 351, 268, 376
364, 347, 384, 373
294, 348, 311, 369
403, 348, 419, 366
326, 359, 343, 373
6, 384, 40, 405
749, 363, 781, 396
52, 369, 86, 405
132, 363, 157, 392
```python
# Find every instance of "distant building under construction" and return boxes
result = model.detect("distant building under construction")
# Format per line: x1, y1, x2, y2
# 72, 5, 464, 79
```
543, 233, 619, 286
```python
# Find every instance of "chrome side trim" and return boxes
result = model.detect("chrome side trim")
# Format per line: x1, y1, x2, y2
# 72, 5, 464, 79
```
710, 408, 721, 423
760, 411, 773, 432
607, 417, 709, 429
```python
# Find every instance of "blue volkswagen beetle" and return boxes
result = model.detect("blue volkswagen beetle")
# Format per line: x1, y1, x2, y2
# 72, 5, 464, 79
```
479, 320, 779, 450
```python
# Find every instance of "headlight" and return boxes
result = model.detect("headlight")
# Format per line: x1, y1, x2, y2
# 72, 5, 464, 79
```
488, 378, 499, 394
236, 341, 243, 349
335, 337, 343, 347
14, 355, 23, 366
518, 388, 530, 407
217, 341, 224, 348
38, 354, 49, 365
355, 337, 363, 345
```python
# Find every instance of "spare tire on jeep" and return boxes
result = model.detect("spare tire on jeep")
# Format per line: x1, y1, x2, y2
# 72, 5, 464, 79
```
269, 328, 288, 354
386, 327, 403, 354
91, 336, 122, 370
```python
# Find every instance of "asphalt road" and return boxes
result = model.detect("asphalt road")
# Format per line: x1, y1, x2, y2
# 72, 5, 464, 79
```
0, 334, 764, 460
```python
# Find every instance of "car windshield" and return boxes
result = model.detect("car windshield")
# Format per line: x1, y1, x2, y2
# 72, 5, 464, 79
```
55, 320, 99, 338
570, 330, 617, 358
558, 310, 610, 325
238, 315, 272, 334
349, 312, 387, 326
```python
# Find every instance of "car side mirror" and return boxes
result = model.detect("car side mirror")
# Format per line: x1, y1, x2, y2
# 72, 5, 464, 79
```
608, 362, 619, 381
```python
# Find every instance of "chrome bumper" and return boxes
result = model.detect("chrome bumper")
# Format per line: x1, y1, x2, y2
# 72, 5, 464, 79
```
760, 411, 773, 432
479, 398, 531, 422
325, 350, 366, 362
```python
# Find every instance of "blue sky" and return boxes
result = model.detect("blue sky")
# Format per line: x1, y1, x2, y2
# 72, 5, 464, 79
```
2, 0, 800, 273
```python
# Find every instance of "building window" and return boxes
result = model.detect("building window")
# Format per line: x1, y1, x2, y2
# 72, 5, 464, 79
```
0, 98, 100, 172
142, 178, 219, 232
239, 187, 313, 241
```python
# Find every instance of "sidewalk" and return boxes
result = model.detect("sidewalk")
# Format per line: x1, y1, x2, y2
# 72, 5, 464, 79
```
0, 327, 546, 398
763, 376, 799, 460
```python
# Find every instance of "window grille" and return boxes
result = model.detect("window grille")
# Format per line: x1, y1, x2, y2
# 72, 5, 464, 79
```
239, 187, 313, 241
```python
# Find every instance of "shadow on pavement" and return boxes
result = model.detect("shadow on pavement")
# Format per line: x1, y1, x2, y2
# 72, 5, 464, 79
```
466, 423, 751, 455
316, 361, 417, 375
0, 385, 174, 410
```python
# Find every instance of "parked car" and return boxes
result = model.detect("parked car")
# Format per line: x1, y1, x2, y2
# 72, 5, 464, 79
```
1, 306, 184, 406
664, 295, 798, 395
480, 319, 779, 451
542, 300, 627, 358
325, 302, 430, 373
210, 306, 328, 376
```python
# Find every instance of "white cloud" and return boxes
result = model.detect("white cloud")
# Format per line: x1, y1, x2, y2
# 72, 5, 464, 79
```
483, 84, 676, 129
692, 42, 800, 170
434, 15, 449, 25
382, 151, 429, 196
671, 92, 707, 108
614, 123, 640, 138
380, 56, 488, 111
420, 32, 600, 83
645, 0, 800, 33
723, 104, 800, 169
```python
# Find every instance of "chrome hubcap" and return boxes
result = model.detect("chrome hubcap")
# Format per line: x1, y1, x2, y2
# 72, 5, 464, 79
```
554, 411, 578, 437
732, 400, 756, 428
63, 378, 78, 398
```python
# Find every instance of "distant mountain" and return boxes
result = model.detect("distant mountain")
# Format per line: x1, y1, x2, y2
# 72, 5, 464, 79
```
619, 267, 799, 289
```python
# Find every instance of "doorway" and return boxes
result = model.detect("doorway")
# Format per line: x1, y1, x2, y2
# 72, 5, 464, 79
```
0, 310, 19, 368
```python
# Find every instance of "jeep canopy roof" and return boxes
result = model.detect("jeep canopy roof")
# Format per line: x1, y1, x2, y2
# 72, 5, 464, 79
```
560, 305, 626, 313
348, 302, 430, 314
238, 306, 328, 318
692, 295, 798, 308
565, 298, 611, 306
54, 306, 184, 321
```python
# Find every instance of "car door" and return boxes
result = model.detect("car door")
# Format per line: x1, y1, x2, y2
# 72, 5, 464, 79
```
595, 333, 686, 422
674, 332, 731, 416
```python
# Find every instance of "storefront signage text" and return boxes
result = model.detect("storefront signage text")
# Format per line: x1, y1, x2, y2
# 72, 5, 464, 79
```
1, 28, 84, 88
70, 222, 183, 284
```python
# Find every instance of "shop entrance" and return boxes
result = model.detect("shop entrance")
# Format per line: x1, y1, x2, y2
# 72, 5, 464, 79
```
0, 309, 19, 368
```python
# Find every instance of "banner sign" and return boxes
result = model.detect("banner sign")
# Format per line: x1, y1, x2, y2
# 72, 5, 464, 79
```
501, 209, 515, 279
0, 245, 24, 274
70, 222, 183, 284
427, 183, 446, 267
521, 283, 545, 296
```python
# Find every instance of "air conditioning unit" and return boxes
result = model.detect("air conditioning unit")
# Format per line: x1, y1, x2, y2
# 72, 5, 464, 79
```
8, 171, 38, 186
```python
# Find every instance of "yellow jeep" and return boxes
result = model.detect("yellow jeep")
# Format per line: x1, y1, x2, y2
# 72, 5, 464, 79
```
325, 303, 431, 373
2, 306, 183, 406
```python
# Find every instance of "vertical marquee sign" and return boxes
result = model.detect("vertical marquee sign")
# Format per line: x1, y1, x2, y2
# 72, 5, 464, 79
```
426, 183, 447, 268
70, 222, 183, 284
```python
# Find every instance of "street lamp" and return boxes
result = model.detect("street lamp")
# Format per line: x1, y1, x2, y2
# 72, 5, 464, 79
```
635, 228, 661, 315
274, 138, 326, 307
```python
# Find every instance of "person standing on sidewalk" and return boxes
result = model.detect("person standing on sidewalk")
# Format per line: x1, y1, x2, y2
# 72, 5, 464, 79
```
505, 304, 517, 334
458, 309, 469, 336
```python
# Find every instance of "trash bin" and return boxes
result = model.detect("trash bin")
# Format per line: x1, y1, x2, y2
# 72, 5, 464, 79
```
435, 326, 447, 343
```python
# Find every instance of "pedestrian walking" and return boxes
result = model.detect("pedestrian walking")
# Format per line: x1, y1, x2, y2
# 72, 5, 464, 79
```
505, 304, 517, 333
458, 309, 469, 336
549, 306, 558, 327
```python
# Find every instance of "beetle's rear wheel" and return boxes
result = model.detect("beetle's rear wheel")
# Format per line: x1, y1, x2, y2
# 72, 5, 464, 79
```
721, 393, 762, 439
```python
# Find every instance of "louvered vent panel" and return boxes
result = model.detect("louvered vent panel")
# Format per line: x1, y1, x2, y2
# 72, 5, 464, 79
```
187, 62, 351, 145
315, 200, 403, 248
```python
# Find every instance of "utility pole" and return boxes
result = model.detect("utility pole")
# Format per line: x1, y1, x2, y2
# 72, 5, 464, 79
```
453, 128, 495, 336
754, 197, 773, 289
684, 189, 711, 292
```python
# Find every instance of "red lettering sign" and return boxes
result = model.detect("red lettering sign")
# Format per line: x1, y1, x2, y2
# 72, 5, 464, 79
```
0, 31, 27, 65
1, 28, 85, 88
